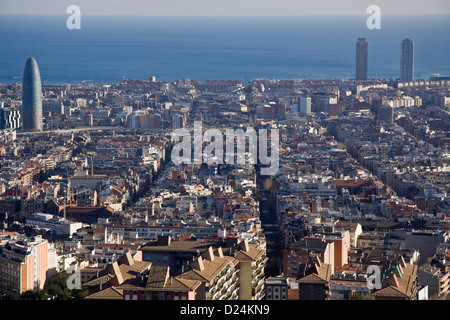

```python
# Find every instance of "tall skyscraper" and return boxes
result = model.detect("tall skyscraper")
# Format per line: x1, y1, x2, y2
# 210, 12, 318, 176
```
299, 97, 311, 115
355, 38, 368, 81
22, 57, 43, 131
400, 37, 414, 82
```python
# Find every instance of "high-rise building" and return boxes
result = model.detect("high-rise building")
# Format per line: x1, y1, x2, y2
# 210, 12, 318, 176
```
355, 38, 368, 81
400, 37, 414, 82
22, 57, 43, 131
0, 236, 50, 298
299, 97, 312, 115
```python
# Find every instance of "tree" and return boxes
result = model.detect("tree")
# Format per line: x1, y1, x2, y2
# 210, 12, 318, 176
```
45, 272, 71, 300
71, 287, 89, 300
44, 271, 88, 300
20, 289, 48, 300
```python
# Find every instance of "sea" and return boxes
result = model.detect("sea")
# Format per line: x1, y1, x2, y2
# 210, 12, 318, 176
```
0, 14, 449, 84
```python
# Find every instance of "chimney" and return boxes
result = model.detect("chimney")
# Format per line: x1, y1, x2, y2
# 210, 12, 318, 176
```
193, 256, 205, 272
119, 251, 134, 266
391, 274, 399, 287
164, 266, 170, 287
111, 261, 124, 285
400, 256, 407, 269
205, 246, 215, 261
217, 247, 224, 258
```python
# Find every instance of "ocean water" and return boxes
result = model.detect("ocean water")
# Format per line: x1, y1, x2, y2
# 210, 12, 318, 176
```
0, 14, 449, 84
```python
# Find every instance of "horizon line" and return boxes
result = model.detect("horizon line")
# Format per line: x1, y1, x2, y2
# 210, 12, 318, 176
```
1, 13, 450, 17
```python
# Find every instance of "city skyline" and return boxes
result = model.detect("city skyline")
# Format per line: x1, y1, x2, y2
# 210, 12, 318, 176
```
0, 0, 449, 306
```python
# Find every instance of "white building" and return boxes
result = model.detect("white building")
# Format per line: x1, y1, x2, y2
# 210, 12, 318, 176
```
26, 213, 83, 236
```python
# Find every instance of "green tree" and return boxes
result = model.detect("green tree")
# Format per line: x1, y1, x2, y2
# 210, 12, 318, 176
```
20, 289, 49, 300
44, 271, 88, 300
72, 287, 89, 300
45, 272, 71, 300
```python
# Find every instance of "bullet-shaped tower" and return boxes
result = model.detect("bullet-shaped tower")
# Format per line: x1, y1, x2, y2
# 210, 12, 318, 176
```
22, 57, 43, 131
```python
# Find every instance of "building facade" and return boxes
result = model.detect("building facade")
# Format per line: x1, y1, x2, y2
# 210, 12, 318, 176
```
356, 38, 368, 81
0, 236, 49, 298
400, 38, 414, 82
22, 57, 43, 131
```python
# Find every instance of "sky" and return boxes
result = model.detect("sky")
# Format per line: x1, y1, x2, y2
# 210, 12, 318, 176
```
1, 0, 450, 16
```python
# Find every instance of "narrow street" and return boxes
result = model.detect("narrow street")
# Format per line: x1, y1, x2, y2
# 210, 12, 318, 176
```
257, 178, 283, 277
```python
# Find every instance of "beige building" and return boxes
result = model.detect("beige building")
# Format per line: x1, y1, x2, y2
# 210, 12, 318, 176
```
177, 246, 240, 300
0, 235, 49, 299
234, 239, 268, 300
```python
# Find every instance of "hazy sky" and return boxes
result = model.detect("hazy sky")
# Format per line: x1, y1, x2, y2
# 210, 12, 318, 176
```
1, 0, 450, 16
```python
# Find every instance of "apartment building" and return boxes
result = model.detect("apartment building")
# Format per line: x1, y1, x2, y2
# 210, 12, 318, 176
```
283, 238, 335, 276
418, 264, 449, 298
177, 246, 240, 300
233, 239, 267, 300
0, 235, 49, 299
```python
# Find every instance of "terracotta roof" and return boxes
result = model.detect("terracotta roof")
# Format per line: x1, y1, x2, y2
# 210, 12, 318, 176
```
85, 286, 123, 300
331, 179, 367, 187
179, 255, 238, 283
372, 285, 407, 298
118, 265, 202, 292
234, 243, 266, 262
84, 274, 114, 286
298, 273, 328, 284
140, 238, 220, 253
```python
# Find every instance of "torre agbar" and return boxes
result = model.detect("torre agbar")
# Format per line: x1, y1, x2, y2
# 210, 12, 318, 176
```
22, 57, 43, 131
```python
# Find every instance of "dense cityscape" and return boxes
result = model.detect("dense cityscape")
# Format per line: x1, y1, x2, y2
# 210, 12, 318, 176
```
0, 35, 449, 304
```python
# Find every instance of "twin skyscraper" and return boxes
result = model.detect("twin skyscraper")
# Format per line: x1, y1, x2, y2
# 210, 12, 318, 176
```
355, 37, 415, 82
22, 57, 43, 131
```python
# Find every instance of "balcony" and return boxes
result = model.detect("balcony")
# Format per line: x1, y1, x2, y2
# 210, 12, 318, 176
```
231, 288, 240, 300
212, 291, 220, 300
255, 291, 265, 300
217, 277, 226, 287
209, 285, 217, 296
